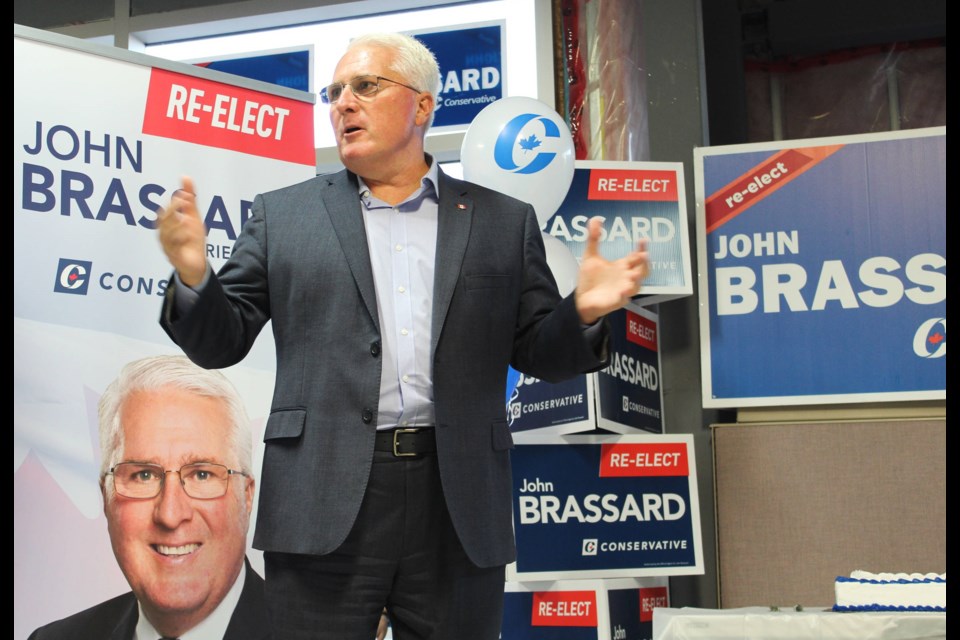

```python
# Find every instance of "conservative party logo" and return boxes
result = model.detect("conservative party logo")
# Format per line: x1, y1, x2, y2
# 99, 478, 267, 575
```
51, 258, 170, 299
495, 113, 562, 175
53, 258, 92, 295
914, 318, 946, 358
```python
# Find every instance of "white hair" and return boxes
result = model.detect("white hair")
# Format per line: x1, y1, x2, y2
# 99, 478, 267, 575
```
98, 355, 253, 493
346, 32, 442, 129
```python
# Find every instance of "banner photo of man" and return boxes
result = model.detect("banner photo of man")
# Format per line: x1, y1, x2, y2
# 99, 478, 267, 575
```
14, 25, 315, 639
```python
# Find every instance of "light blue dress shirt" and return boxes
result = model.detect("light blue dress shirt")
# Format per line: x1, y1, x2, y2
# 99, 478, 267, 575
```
357, 162, 440, 430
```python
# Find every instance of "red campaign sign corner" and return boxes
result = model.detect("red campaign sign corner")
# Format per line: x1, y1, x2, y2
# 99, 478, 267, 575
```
625, 309, 657, 352
640, 586, 669, 622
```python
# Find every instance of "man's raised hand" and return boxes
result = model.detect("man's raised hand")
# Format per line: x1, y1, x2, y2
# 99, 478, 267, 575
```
574, 216, 650, 325
157, 176, 208, 288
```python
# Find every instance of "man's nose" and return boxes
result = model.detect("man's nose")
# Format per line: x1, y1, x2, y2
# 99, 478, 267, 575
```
335, 84, 360, 111
154, 471, 193, 528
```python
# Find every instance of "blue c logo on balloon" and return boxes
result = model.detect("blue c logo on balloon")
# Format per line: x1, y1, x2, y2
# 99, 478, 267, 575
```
494, 113, 561, 175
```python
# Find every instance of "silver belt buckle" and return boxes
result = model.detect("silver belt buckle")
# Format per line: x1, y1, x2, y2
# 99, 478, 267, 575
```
393, 427, 421, 457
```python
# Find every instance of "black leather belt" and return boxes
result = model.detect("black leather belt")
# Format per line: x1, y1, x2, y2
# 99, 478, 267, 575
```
375, 427, 437, 457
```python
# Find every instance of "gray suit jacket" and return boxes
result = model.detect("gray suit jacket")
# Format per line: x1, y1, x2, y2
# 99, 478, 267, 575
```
161, 168, 608, 568
28, 559, 270, 640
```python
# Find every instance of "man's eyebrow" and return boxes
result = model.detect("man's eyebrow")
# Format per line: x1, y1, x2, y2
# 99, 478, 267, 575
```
115, 455, 226, 467
333, 74, 376, 83
177, 454, 226, 466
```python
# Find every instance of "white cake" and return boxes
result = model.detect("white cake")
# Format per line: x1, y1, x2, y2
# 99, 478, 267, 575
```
833, 571, 946, 612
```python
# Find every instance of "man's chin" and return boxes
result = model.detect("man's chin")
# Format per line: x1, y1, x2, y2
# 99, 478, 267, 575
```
137, 578, 212, 616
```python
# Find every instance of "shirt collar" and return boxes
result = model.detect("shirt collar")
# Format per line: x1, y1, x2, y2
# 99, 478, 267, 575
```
357, 154, 439, 209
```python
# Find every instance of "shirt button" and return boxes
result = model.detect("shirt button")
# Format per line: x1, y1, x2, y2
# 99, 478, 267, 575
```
401, 328, 409, 336
361, 409, 373, 424
395, 244, 403, 252
398, 286, 406, 294
402, 375, 409, 383
370, 341, 381, 357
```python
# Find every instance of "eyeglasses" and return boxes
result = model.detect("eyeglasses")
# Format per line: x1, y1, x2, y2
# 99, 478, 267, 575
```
107, 462, 248, 500
319, 75, 421, 104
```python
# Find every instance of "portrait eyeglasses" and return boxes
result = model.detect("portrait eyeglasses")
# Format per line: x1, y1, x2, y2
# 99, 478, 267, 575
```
106, 462, 249, 500
319, 75, 421, 104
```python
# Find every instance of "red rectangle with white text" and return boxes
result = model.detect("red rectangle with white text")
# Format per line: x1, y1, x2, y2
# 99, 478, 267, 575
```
599, 443, 689, 477
142, 68, 315, 165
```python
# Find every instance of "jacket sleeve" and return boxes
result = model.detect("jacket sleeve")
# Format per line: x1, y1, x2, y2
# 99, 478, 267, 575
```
510, 204, 610, 382
160, 194, 272, 370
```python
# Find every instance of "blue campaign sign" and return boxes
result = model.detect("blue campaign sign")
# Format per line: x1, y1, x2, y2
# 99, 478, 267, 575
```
695, 128, 946, 408
608, 581, 667, 640
545, 161, 693, 305
596, 305, 663, 434
508, 435, 703, 581
507, 369, 594, 435
502, 578, 667, 640
194, 49, 311, 93
413, 24, 503, 129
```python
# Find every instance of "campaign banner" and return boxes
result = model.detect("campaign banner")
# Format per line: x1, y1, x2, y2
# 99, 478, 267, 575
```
596, 304, 663, 434
545, 161, 693, 305
694, 128, 946, 408
14, 25, 315, 639
412, 23, 504, 130
507, 368, 595, 435
503, 577, 669, 640
508, 435, 703, 581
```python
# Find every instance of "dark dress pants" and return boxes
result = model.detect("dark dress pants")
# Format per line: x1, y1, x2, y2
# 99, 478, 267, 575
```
263, 448, 506, 640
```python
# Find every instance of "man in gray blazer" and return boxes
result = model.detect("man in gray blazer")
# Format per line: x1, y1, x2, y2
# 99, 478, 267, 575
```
158, 32, 648, 639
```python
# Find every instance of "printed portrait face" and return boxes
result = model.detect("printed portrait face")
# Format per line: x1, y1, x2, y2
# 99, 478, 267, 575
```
104, 386, 254, 625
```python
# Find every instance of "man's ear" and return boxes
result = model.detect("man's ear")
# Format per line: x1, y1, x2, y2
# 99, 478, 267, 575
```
244, 477, 255, 515
100, 479, 109, 515
415, 93, 435, 127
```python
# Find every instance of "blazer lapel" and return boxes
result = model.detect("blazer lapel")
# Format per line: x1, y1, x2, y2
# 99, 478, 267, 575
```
224, 559, 271, 640
112, 594, 138, 640
322, 170, 380, 332
432, 171, 473, 355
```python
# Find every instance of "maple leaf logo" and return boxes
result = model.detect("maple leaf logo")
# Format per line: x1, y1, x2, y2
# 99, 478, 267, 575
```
518, 134, 542, 152
928, 332, 945, 345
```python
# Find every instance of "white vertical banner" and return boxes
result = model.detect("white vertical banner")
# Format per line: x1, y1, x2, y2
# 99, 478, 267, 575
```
14, 25, 316, 638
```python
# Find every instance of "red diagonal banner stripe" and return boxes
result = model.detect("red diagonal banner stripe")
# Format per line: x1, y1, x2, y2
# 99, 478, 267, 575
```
704, 145, 843, 233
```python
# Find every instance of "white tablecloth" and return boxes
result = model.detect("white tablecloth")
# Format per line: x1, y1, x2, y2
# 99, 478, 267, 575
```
653, 606, 946, 640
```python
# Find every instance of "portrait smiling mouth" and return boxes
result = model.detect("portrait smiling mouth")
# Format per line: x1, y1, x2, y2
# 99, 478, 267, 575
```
154, 543, 201, 557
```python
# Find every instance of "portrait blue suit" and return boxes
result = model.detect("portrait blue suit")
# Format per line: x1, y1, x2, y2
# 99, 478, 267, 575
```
160, 166, 608, 569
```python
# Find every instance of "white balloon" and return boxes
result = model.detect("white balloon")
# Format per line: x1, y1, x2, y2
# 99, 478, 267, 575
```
460, 97, 576, 228
541, 232, 579, 298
